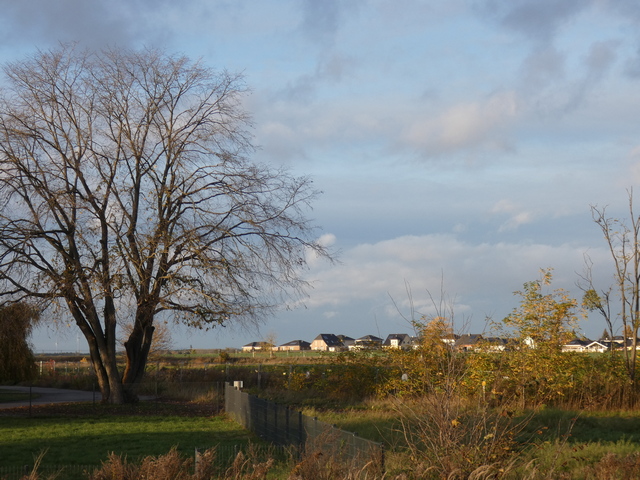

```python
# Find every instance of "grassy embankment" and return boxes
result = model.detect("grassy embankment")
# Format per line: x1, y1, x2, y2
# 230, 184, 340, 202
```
299, 401, 640, 478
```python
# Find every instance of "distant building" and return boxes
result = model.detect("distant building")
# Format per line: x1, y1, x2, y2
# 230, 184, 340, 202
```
311, 334, 344, 351
382, 333, 412, 349
585, 340, 608, 353
278, 340, 311, 351
561, 338, 592, 353
351, 335, 383, 350
441, 333, 460, 346
454, 334, 484, 351
336, 335, 355, 349
242, 341, 271, 352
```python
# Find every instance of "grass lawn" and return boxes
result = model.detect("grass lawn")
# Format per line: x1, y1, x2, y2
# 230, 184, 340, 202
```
0, 407, 255, 468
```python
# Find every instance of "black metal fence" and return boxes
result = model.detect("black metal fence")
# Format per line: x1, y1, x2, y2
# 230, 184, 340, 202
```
224, 382, 384, 472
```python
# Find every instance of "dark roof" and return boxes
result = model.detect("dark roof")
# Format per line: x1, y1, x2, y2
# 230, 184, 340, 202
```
355, 335, 383, 343
279, 340, 311, 348
383, 333, 411, 346
564, 338, 592, 347
454, 334, 483, 346
483, 337, 509, 345
243, 341, 269, 348
337, 335, 355, 344
313, 333, 343, 347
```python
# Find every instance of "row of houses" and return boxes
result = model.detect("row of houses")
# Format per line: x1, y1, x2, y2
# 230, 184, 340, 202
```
457, 334, 640, 353
243, 332, 640, 353
242, 333, 415, 352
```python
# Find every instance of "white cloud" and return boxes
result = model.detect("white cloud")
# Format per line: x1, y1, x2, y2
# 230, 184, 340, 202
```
301, 234, 594, 325
317, 233, 337, 247
491, 199, 535, 231
402, 91, 519, 155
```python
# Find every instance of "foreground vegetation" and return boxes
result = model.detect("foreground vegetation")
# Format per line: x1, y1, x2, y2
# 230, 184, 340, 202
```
6, 271, 640, 478
4, 399, 640, 479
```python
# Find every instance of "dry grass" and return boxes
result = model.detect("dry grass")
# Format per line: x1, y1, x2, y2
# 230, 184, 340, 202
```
87, 446, 275, 480
287, 429, 384, 480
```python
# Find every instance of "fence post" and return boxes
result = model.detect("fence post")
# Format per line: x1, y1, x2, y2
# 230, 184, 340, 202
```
298, 411, 303, 447
263, 397, 267, 438
273, 401, 278, 443
285, 407, 290, 444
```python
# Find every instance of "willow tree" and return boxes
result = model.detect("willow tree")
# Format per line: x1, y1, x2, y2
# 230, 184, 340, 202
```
0, 303, 40, 382
0, 45, 329, 403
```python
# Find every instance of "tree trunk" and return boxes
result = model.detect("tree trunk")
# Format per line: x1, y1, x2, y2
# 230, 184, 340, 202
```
84, 332, 126, 404
122, 321, 155, 402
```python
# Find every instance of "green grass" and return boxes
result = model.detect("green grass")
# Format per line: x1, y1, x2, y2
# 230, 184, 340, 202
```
303, 403, 640, 477
0, 413, 254, 468
302, 406, 400, 444
521, 408, 640, 444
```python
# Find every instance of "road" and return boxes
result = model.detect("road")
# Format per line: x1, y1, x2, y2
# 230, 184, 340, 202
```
0, 385, 101, 408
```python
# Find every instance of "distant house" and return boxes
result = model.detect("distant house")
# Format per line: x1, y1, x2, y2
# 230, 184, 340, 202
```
562, 338, 592, 353
599, 336, 640, 350
383, 333, 412, 349
618, 337, 640, 350
482, 337, 510, 352
337, 335, 355, 349
242, 341, 271, 352
585, 340, 609, 353
441, 333, 460, 346
277, 340, 311, 352
454, 334, 484, 351
311, 334, 344, 351
611, 335, 627, 346
351, 335, 383, 350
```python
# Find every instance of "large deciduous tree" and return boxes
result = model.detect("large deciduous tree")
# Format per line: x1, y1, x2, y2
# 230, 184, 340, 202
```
0, 45, 329, 403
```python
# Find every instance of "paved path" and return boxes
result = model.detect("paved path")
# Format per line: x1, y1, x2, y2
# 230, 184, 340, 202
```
0, 385, 101, 408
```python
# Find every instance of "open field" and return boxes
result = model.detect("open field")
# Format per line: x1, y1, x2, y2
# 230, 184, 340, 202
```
0, 403, 256, 469
5, 400, 640, 479
10, 348, 640, 478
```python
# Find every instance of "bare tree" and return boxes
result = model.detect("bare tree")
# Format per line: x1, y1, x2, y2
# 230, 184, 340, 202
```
119, 321, 173, 359
0, 45, 330, 403
578, 254, 615, 352
590, 189, 640, 383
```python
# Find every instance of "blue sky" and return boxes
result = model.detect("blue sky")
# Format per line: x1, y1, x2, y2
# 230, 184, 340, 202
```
3, 0, 640, 351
